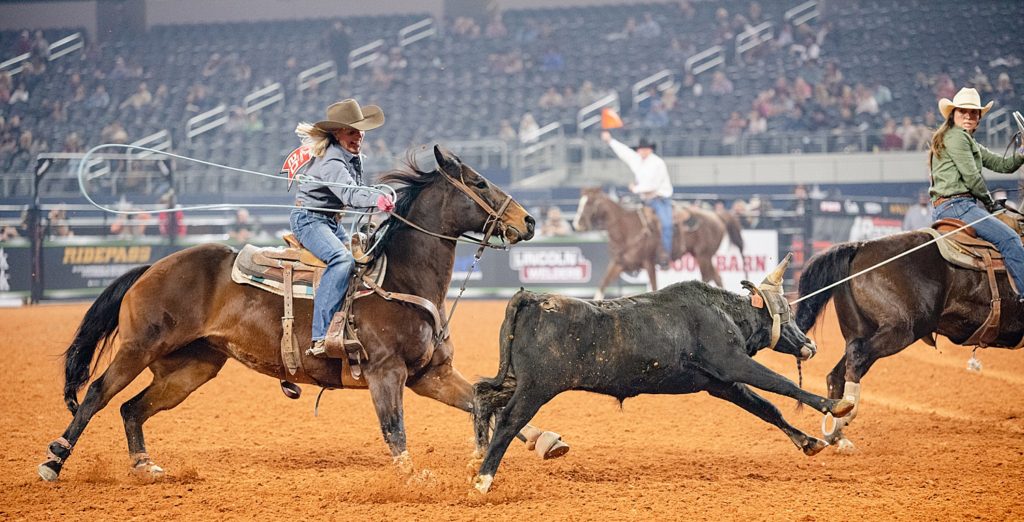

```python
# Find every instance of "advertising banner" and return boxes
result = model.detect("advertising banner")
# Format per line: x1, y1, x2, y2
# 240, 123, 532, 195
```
2, 230, 780, 302
618, 229, 779, 292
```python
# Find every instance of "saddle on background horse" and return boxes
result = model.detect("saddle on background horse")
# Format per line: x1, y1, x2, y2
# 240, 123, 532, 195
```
923, 213, 1024, 348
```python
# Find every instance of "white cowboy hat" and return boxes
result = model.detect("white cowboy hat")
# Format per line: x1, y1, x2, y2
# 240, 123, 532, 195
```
314, 99, 385, 132
938, 87, 994, 120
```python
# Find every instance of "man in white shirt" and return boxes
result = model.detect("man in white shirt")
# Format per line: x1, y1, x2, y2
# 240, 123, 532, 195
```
601, 131, 675, 266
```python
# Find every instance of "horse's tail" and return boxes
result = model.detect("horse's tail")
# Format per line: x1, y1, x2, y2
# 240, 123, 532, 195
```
795, 243, 860, 332
64, 265, 150, 416
720, 210, 745, 254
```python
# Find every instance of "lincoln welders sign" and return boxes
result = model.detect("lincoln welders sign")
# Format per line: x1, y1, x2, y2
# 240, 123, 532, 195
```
509, 247, 593, 283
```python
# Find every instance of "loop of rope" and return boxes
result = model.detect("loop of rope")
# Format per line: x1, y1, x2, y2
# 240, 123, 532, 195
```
75, 143, 396, 218
790, 209, 1007, 306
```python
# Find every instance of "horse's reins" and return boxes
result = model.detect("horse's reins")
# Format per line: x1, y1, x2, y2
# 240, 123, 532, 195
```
380, 165, 517, 343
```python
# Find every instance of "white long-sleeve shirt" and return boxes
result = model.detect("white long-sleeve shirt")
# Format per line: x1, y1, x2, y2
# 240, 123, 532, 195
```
607, 138, 673, 199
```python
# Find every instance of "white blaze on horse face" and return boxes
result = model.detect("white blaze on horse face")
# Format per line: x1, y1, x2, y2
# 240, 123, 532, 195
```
572, 195, 589, 231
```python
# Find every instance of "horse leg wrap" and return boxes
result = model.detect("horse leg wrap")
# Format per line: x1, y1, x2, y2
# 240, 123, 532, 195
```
519, 426, 543, 450
37, 437, 72, 481
130, 452, 165, 479
534, 431, 569, 460
842, 381, 861, 421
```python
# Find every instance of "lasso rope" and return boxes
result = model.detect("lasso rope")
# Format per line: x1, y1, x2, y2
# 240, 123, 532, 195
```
790, 209, 1007, 306
75, 143, 396, 252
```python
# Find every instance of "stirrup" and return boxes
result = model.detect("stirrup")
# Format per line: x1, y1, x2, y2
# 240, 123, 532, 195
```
344, 338, 365, 380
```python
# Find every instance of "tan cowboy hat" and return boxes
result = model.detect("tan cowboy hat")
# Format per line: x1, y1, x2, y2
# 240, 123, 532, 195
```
938, 87, 994, 120
314, 99, 385, 132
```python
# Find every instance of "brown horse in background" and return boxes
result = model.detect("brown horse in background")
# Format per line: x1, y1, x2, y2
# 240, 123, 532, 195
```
572, 187, 745, 299
38, 146, 569, 482
796, 227, 1024, 451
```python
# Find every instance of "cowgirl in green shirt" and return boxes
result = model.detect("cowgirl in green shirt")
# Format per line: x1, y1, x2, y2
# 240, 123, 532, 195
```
929, 87, 1024, 303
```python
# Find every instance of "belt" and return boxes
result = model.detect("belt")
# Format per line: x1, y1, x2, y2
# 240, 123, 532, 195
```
932, 193, 973, 208
296, 201, 341, 220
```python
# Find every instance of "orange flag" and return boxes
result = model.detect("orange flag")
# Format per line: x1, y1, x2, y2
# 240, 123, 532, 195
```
601, 107, 624, 129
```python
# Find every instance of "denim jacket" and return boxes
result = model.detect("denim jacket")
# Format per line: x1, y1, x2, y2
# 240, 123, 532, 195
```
294, 144, 377, 209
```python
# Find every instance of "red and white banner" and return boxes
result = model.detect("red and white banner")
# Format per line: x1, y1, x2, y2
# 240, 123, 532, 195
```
620, 229, 779, 292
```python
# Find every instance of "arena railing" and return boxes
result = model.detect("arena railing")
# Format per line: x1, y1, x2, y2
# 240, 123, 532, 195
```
398, 18, 436, 47
297, 61, 336, 93
631, 70, 675, 112
785, 0, 820, 27
185, 105, 229, 144
736, 21, 774, 60
0, 31, 82, 77
243, 82, 284, 115
349, 39, 385, 71
576, 93, 619, 135
685, 45, 724, 77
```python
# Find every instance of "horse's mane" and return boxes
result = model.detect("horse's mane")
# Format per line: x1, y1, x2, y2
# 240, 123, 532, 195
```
375, 150, 441, 249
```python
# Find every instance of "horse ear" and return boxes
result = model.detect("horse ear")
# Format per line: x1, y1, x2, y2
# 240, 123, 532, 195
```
433, 145, 460, 174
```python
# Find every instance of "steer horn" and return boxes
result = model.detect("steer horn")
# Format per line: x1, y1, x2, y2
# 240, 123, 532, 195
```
761, 252, 793, 289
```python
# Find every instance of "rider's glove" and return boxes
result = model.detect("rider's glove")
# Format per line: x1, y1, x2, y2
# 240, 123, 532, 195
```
376, 194, 395, 213
984, 198, 1003, 213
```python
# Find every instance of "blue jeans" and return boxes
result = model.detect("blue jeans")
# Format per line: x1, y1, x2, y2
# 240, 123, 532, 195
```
646, 197, 674, 257
290, 208, 354, 340
933, 198, 1024, 294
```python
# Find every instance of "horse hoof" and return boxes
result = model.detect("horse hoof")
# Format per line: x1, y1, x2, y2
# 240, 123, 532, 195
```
407, 468, 435, 486
836, 438, 856, 454
393, 450, 414, 475
535, 431, 569, 460
473, 474, 494, 494
831, 399, 855, 417
802, 438, 828, 456
131, 463, 166, 482
37, 462, 59, 482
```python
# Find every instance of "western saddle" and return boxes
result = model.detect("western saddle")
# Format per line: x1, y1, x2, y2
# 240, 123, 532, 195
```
923, 212, 1024, 348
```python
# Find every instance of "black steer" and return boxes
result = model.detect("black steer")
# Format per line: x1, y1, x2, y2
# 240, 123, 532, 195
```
471, 256, 853, 493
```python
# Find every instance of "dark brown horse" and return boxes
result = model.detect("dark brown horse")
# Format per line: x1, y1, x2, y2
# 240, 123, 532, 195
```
38, 146, 567, 481
795, 229, 1024, 450
572, 187, 745, 299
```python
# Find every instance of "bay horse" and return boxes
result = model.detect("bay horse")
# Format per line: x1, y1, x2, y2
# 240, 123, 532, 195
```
572, 187, 745, 299
795, 227, 1024, 450
38, 146, 567, 482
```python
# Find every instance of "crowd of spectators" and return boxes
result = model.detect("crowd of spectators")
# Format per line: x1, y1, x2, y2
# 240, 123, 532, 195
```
1, 0, 1022, 179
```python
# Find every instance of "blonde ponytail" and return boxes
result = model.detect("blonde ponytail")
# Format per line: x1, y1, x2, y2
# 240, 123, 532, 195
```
294, 123, 333, 158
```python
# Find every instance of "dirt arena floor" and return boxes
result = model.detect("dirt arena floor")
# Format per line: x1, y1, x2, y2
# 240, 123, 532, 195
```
2, 300, 1023, 521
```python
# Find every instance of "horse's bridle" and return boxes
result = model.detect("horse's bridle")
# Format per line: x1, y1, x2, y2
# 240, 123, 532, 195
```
385, 166, 514, 250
